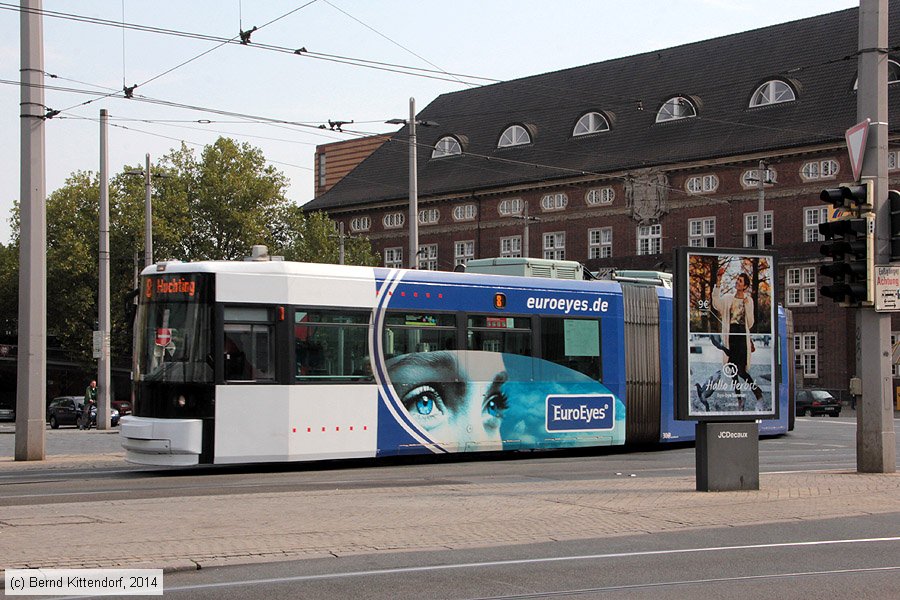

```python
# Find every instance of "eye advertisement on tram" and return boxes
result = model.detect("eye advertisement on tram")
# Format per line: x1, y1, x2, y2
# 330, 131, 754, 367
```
371, 269, 627, 454
675, 248, 779, 421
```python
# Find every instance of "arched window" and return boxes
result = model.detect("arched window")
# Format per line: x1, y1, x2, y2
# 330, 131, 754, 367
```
350, 216, 371, 232
498, 198, 523, 216
655, 97, 697, 123
432, 136, 462, 158
383, 212, 405, 229
498, 124, 531, 148
573, 112, 610, 136
749, 80, 796, 107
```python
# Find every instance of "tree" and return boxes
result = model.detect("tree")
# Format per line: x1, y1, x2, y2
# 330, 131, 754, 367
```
280, 209, 379, 266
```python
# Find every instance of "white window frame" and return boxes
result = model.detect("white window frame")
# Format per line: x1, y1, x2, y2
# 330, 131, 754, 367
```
540, 193, 568, 212
454, 240, 474, 267
432, 136, 462, 158
637, 223, 662, 255
685, 174, 719, 194
655, 96, 697, 122
744, 211, 773, 247
418, 208, 440, 225
543, 232, 565, 260
740, 167, 777, 189
383, 212, 405, 229
573, 112, 610, 136
384, 247, 403, 269
350, 216, 371, 232
585, 187, 614, 206
498, 124, 531, 148
749, 80, 796, 107
794, 333, 818, 378
418, 244, 438, 270
688, 217, 715, 247
588, 227, 612, 259
452, 204, 477, 222
786, 267, 817, 307
500, 236, 522, 258
804, 206, 828, 242
800, 159, 840, 181
498, 198, 523, 216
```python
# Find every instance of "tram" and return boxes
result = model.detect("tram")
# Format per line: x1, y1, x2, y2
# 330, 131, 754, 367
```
120, 251, 789, 466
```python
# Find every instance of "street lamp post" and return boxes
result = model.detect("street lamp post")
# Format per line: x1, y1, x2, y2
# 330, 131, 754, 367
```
386, 98, 438, 269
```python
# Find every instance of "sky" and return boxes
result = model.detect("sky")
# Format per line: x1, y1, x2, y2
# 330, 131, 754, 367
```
0, 0, 860, 244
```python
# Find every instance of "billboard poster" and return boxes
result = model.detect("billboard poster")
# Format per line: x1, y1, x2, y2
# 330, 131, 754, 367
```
675, 248, 778, 421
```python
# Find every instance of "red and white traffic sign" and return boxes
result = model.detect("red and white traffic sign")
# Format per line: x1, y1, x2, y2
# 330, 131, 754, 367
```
155, 328, 172, 346
845, 119, 870, 182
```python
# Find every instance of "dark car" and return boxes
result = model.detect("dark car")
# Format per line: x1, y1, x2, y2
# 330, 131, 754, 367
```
0, 402, 14, 422
795, 389, 842, 417
111, 399, 132, 416
47, 396, 119, 428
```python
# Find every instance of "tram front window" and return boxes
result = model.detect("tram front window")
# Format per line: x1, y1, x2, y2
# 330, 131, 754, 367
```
136, 275, 213, 385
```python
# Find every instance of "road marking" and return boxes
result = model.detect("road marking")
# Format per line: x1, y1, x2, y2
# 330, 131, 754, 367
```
157, 537, 900, 592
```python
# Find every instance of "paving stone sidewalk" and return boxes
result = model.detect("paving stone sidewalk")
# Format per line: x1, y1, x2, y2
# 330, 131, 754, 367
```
1, 454, 898, 573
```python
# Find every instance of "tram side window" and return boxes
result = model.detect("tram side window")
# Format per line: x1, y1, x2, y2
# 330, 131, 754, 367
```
466, 316, 531, 355
223, 307, 274, 382
296, 310, 371, 381
541, 317, 602, 381
383, 312, 455, 353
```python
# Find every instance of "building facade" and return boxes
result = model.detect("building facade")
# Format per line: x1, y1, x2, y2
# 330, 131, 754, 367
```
305, 6, 900, 396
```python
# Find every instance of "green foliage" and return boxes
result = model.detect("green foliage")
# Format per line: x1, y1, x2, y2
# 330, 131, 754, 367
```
2, 137, 376, 365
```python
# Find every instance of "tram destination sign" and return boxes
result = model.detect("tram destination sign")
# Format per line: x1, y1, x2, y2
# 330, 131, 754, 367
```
874, 265, 900, 312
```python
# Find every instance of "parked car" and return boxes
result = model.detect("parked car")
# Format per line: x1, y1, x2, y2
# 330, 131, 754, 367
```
111, 399, 132, 416
0, 402, 14, 421
795, 389, 842, 417
47, 396, 120, 428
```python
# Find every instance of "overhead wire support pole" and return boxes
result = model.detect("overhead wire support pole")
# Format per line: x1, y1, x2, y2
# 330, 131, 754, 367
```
16, 0, 46, 461
757, 159, 767, 250
408, 97, 418, 269
144, 153, 152, 267
856, 0, 895, 473
98, 109, 110, 430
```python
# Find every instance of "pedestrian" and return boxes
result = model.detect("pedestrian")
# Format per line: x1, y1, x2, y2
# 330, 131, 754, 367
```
82, 379, 97, 430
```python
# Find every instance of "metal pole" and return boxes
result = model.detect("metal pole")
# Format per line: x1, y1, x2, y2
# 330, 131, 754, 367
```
856, 0, 895, 473
523, 202, 530, 258
408, 97, 418, 269
15, 0, 46, 460
757, 160, 767, 250
98, 109, 110, 430
339, 221, 345, 265
144, 153, 152, 267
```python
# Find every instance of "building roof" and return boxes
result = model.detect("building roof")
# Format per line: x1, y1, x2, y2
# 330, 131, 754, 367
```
305, 5, 899, 212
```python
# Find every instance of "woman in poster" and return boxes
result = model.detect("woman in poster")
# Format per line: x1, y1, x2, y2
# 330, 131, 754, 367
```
711, 267, 763, 409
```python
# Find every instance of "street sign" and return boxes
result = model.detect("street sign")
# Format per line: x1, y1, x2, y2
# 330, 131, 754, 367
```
92, 330, 102, 359
845, 119, 870, 183
155, 328, 172, 346
874, 265, 900, 312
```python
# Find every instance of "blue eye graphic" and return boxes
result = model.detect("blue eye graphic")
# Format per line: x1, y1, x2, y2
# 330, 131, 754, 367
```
402, 385, 445, 417
484, 392, 508, 418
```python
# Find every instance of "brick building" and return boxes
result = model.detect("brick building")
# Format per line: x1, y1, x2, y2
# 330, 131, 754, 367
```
304, 6, 900, 395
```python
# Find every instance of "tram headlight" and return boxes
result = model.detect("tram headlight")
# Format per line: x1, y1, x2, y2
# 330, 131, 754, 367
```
177, 395, 187, 408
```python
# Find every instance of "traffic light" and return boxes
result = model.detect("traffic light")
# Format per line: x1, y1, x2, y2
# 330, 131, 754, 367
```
818, 183, 874, 305
890, 190, 900, 262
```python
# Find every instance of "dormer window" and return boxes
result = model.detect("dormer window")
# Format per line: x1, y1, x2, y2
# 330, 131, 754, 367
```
749, 80, 796, 107
498, 124, 531, 148
655, 97, 697, 123
432, 136, 462, 158
573, 112, 610, 136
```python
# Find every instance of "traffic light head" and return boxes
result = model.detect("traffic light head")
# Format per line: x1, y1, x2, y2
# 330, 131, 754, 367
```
890, 190, 900, 262
819, 181, 873, 215
818, 213, 873, 305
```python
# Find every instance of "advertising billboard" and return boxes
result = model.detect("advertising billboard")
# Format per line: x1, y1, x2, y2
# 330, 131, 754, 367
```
675, 248, 778, 421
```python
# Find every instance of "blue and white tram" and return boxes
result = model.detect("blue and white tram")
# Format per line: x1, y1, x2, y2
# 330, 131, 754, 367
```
121, 256, 790, 466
